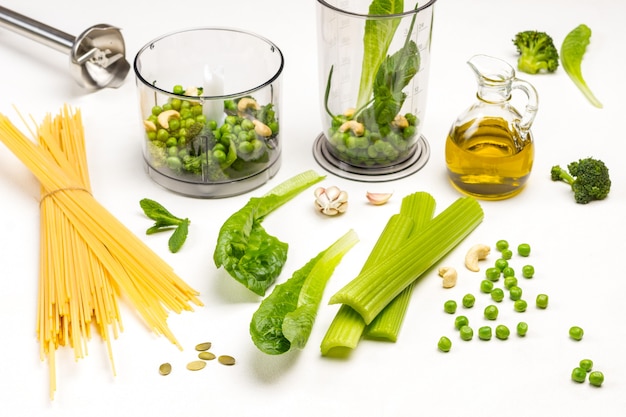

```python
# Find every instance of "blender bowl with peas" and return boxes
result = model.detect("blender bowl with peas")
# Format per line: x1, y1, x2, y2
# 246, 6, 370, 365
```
134, 27, 284, 197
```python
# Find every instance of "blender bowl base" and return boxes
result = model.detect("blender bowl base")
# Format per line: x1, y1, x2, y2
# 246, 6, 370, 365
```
312, 133, 430, 182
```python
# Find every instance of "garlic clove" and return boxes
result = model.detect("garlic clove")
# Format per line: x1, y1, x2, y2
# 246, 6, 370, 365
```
366, 191, 393, 205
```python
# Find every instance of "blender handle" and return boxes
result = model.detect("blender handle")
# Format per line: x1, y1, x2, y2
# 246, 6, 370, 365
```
512, 78, 538, 137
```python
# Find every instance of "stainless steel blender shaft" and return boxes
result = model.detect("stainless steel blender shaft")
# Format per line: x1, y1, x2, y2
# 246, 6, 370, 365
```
0, 5, 130, 90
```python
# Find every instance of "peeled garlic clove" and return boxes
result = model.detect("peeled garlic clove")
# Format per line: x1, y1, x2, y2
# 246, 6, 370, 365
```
366, 191, 393, 205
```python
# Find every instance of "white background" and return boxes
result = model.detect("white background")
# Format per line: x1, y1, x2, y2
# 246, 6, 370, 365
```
0, 0, 624, 416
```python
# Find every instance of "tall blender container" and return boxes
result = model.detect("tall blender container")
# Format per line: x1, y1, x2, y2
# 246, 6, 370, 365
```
313, 0, 437, 181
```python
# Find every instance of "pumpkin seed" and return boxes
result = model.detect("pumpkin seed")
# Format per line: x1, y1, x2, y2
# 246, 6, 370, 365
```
159, 362, 172, 376
218, 355, 236, 366
186, 360, 207, 371
195, 342, 212, 351
198, 351, 216, 361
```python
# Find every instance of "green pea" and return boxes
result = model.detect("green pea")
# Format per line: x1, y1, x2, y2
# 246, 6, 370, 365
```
462, 293, 475, 308
522, 265, 535, 278
502, 266, 515, 278
156, 128, 169, 142
454, 315, 469, 330
238, 141, 254, 154
589, 371, 604, 387
503, 276, 518, 289
485, 267, 501, 281
484, 305, 499, 320
480, 280, 494, 293
444, 300, 457, 314
516, 321, 528, 337
571, 367, 587, 383
172, 84, 184, 94
166, 156, 182, 171
494, 258, 508, 272
437, 336, 452, 352
478, 326, 492, 341
170, 98, 182, 111
501, 249, 513, 260
495, 239, 509, 251
536, 294, 549, 309
213, 149, 226, 163
579, 359, 593, 372
517, 243, 531, 257
514, 299, 528, 312
490, 288, 505, 302
495, 324, 510, 340
151, 105, 163, 116
459, 325, 474, 341
569, 326, 584, 341
509, 286, 523, 301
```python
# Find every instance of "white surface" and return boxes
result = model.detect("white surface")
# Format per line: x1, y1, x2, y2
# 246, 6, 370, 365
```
0, 0, 624, 415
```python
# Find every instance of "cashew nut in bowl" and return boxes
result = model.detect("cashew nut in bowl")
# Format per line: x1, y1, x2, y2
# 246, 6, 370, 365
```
157, 109, 180, 129
438, 266, 458, 288
464, 244, 490, 272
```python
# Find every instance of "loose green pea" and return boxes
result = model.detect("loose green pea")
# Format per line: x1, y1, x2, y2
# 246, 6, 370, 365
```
478, 326, 492, 341
509, 286, 523, 301
495, 324, 510, 340
494, 258, 508, 272
454, 315, 469, 330
480, 280, 494, 293
485, 267, 501, 281
496, 240, 509, 251
589, 371, 604, 387
484, 305, 499, 320
462, 293, 475, 308
437, 336, 452, 352
491, 288, 505, 302
569, 326, 584, 341
536, 294, 549, 309
517, 243, 531, 257
522, 265, 535, 278
516, 321, 528, 337
496, 324, 511, 340
514, 299, 528, 312
504, 276, 518, 289
501, 249, 513, 260
459, 325, 474, 341
444, 300, 457, 314
571, 367, 587, 383
579, 359, 593, 372
502, 266, 515, 278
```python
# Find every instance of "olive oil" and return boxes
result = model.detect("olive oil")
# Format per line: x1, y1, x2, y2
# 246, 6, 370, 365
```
445, 117, 534, 200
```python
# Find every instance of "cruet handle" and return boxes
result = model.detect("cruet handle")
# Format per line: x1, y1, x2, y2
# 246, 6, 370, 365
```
511, 78, 538, 137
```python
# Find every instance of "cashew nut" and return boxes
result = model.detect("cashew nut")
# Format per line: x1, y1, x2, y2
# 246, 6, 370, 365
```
252, 119, 272, 137
343, 107, 357, 118
339, 120, 365, 137
392, 114, 409, 129
143, 119, 157, 132
157, 109, 180, 129
438, 266, 458, 288
464, 244, 490, 272
237, 97, 260, 112
184, 86, 199, 96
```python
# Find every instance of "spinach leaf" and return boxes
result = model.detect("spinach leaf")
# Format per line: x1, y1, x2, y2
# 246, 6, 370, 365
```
356, 0, 404, 108
213, 170, 325, 296
250, 229, 359, 354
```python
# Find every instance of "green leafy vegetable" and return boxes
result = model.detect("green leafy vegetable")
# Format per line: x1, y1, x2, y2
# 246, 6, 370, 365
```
139, 198, 190, 253
560, 24, 602, 108
213, 170, 325, 296
329, 196, 484, 324
356, 0, 404, 108
250, 229, 359, 354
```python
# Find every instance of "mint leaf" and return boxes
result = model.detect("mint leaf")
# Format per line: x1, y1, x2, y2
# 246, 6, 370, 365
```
140, 198, 190, 253
168, 220, 190, 253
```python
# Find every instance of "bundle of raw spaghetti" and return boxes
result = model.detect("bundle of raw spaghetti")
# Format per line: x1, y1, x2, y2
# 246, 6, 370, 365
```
0, 107, 202, 399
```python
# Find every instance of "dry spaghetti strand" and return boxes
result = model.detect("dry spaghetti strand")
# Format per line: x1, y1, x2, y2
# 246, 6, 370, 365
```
0, 107, 202, 400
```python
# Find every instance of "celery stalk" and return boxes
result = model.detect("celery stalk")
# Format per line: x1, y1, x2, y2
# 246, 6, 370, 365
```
329, 196, 484, 324
320, 192, 435, 355
364, 192, 436, 340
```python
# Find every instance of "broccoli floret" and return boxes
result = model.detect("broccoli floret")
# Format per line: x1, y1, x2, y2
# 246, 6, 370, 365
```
512, 31, 560, 74
551, 157, 611, 204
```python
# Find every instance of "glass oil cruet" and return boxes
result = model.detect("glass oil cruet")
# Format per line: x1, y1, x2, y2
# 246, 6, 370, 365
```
445, 54, 538, 200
